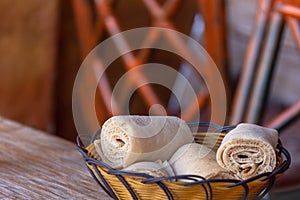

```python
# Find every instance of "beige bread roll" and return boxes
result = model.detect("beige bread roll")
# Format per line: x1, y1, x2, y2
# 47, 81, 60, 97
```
94, 115, 194, 169
216, 123, 278, 180
122, 161, 170, 178
169, 143, 234, 180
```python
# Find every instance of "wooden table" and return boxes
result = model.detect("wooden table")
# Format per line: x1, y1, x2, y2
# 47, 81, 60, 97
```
0, 116, 110, 199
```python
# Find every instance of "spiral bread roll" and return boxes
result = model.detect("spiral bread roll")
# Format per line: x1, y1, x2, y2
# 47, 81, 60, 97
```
94, 115, 194, 169
216, 123, 278, 180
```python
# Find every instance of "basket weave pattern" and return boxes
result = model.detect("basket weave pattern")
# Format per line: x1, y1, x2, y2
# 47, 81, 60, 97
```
77, 125, 290, 200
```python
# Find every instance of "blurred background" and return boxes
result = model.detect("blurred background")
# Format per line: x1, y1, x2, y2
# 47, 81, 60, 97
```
0, 0, 299, 197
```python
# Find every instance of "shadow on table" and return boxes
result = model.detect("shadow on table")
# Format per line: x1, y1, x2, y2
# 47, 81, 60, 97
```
270, 186, 300, 200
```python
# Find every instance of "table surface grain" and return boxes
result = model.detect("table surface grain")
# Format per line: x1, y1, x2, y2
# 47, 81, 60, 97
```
0, 116, 110, 199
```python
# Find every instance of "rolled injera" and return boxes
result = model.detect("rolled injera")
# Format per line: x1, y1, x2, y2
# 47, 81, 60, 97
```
122, 161, 169, 178
169, 143, 234, 180
216, 123, 278, 180
94, 115, 194, 169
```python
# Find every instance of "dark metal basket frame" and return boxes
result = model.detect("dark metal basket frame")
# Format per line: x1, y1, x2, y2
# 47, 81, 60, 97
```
77, 122, 291, 200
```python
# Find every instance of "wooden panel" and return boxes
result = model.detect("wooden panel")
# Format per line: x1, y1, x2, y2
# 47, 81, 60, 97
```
0, 0, 58, 131
55, 0, 82, 141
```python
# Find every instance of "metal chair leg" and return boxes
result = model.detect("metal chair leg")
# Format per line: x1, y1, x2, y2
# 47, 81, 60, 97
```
245, 11, 285, 123
230, 0, 274, 124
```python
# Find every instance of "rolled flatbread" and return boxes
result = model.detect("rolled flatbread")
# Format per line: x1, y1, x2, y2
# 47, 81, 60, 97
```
94, 115, 194, 169
216, 123, 278, 180
169, 143, 234, 180
122, 161, 169, 178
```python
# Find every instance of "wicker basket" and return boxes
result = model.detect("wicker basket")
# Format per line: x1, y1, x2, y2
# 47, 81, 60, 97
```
77, 123, 290, 200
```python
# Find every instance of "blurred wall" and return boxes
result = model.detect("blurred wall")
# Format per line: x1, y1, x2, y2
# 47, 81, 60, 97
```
0, 0, 58, 131
0, 0, 299, 140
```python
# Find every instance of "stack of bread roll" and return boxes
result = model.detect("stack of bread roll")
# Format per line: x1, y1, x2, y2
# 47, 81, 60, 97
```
93, 115, 278, 181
